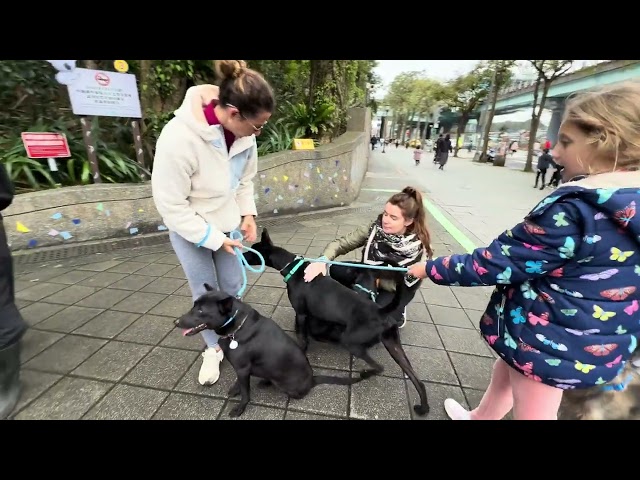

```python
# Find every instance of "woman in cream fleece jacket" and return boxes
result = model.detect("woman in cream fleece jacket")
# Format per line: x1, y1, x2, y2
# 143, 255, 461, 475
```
152, 60, 275, 386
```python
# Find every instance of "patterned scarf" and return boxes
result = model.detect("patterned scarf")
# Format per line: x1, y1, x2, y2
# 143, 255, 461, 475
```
362, 214, 424, 287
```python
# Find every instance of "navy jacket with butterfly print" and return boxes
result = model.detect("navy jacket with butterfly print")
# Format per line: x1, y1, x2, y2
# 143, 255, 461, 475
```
425, 171, 640, 390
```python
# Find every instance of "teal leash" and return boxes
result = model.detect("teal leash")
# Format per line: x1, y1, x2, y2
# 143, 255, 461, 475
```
302, 257, 409, 273
230, 232, 411, 299
230, 230, 266, 298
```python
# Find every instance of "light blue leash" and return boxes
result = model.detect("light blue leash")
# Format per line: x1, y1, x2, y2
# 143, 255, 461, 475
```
230, 229, 410, 300
302, 257, 409, 273
230, 230, 266, 298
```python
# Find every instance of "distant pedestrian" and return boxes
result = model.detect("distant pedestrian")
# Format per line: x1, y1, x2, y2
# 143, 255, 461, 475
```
436, 134, 452, 170
413, 145, 423, 165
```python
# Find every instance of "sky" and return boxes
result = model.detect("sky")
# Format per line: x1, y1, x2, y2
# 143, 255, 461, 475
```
373, 60, 605, 123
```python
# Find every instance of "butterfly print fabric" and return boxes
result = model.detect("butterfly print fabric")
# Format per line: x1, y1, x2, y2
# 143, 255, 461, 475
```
425, 172, 640, 390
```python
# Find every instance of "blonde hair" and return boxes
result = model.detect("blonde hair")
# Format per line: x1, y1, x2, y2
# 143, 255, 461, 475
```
562, 81, 640, 172
213, 60, 275, 118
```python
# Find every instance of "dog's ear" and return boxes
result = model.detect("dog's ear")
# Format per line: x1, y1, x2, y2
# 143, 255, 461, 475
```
217, 295, 235, 314
204, 283, 214, 292
261, 228, 273, 246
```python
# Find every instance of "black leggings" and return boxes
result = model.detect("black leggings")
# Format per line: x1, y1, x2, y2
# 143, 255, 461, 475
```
535, 168, 547, 187
327, 263, 420, 322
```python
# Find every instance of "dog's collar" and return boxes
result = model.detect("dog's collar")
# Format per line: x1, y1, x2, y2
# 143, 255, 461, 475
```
601, 373, 634, 392
220, 312, 249, 339
281, 256, 305, 283
353, 283, 377, 302
221, 309, 239, 328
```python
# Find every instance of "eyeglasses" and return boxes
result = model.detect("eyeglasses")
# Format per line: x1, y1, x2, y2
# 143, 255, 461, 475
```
226, 103, 267, 132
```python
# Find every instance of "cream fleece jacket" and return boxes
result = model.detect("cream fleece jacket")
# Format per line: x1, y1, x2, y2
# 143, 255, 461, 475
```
151, 85, 258, 251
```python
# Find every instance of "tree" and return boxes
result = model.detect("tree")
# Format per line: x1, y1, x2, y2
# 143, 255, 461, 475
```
523, 60, 573, 172
415, 79, 446, 144
441, 64, 492, 157
384, 71, 420, 142
306, 60, 380, 141
477, 60, 516, 163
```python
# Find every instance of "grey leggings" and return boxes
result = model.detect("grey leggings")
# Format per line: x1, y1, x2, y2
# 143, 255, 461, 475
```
169, 231, 243, 348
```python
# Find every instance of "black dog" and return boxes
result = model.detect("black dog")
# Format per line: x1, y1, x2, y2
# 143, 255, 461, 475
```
175, 285, 363, 418
242, 229, 429, 416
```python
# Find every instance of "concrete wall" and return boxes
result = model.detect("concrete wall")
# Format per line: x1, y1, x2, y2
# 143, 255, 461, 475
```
3, 107, 371, 251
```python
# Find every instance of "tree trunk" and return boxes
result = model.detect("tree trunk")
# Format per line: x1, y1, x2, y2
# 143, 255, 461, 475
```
405, 110, 416, 142
309, 60, 341, 141
524, 74, 543, 172
453, 114, 469, 157
525, 79, 551, 172
478, 74, 499, 163
412, 111, 424, 140
139, 60, 156, 163
421, 113, 429, 144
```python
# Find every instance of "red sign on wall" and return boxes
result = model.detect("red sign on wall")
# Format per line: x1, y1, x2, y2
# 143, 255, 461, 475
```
21, 132, 71, 159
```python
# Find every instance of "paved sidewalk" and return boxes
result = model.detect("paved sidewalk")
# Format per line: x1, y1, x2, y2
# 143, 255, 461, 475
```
379, 146, 552, 246
9, 196, 499, 420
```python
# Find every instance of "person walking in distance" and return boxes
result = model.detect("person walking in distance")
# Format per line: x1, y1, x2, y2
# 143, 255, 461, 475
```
436, 134, 452, 170
534, 148, 555, 190
413, 144, 423, 165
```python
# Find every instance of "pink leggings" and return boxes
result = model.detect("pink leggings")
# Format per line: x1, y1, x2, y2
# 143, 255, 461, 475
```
472, 358, 564, 420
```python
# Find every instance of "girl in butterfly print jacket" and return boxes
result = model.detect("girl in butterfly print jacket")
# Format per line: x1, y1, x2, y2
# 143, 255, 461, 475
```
413, 171, 640, 419
410, 81, 640, 420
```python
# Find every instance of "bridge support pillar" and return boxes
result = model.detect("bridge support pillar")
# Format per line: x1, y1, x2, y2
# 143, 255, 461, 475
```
546, 98, 565, 148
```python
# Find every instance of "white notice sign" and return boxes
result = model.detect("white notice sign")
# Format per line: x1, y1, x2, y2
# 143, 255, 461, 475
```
67, 68, 142, 118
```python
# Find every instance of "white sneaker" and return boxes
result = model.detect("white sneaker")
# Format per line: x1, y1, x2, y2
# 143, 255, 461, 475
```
444, 398, 471, 420
398, 307, 407, 329
198, 348, 224, 386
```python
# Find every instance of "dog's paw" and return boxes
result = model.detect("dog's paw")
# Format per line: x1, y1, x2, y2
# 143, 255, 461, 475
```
359, 370, 376, 379
295, 334, 308, 351
228, 404, 247, 418
413, 404, 430, 416
227, 383, 241, 397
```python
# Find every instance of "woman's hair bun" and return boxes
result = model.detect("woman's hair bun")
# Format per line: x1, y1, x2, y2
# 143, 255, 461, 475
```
402, 186, 417, 198
214, 60, 247, 80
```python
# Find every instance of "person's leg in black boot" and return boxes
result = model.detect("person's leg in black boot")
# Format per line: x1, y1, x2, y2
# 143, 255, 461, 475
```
538, 168, 547, 190
0, 162, 27, 420
0, 332, 24, 420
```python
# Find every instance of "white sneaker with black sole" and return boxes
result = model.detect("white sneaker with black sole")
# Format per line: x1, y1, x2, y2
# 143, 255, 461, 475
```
398, 307, 407, 329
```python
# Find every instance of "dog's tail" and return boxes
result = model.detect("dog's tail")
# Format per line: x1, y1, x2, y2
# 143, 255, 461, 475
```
312, 375, 363, 386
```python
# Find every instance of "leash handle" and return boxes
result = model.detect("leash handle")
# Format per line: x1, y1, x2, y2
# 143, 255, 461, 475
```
229, 230, 266, 298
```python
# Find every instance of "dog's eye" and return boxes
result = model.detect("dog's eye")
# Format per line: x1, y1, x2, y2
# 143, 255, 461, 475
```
198, 309, 203, 315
